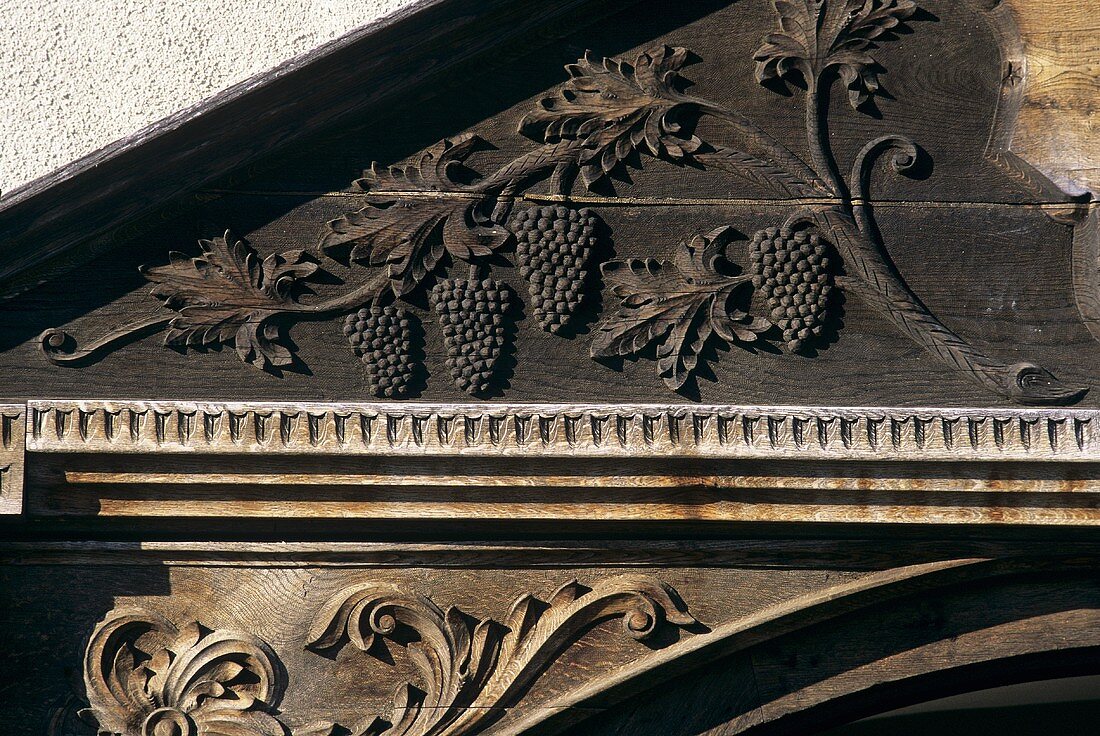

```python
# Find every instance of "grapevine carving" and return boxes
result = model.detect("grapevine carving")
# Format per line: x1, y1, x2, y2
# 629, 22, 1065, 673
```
39, 0, 1086, 404
303, 574, 697, 736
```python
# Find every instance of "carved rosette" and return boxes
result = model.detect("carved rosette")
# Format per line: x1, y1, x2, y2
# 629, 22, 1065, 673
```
78, 610, 289, 736
304, 574, 698, 736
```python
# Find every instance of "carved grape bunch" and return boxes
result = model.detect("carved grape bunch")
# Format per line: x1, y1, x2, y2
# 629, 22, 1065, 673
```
513, 205, 601, 334
431, 277, 511, 396
344, 305, 417, 398
750, 226, 834, 353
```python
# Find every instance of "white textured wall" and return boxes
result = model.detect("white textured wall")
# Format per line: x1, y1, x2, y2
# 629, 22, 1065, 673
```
0, 0, 417, 194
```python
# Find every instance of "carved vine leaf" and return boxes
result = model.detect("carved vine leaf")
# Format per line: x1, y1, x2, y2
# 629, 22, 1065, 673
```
592, 227, 770, 391
305, 575, 697, 736
141, 231, 319, 371
754, 0, 917, 107
79, 609, 291, 736
320, 134, 511, 297
519, 45, 702, 188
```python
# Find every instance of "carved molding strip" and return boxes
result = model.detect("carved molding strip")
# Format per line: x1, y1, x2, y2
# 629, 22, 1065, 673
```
23, 399, 1100, 462
0, 404, 25, 514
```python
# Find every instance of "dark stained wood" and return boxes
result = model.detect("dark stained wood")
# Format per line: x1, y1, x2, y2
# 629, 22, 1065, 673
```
3, 0, 1094, 408
0, 1, 1098, 735
0, 0, 630, 297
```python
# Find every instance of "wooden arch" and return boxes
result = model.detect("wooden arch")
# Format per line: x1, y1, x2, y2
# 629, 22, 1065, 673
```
544, 557, 1100, 735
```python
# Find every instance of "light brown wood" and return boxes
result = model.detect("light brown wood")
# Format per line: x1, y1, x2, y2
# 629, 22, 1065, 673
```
1006, 0, 1100, 194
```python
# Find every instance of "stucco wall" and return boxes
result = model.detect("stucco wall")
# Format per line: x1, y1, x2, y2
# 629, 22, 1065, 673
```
0, 0, 416, 194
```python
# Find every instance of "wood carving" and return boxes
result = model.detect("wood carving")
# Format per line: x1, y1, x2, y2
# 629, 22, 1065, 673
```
593, 227, 769, 391
26, 398, 1100, 462
303, 574, 697, 736
72, 609, 292, 736
0, 404, 25, 514
36, 0, 1088, 404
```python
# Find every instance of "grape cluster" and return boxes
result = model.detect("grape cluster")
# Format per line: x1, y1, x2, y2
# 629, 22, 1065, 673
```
343, 305, 416, 398
749, 226, 834, 353
512, 205, 599, 334
431, 278, 511, 395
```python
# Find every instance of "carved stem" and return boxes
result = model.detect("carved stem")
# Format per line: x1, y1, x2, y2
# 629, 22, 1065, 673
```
39, 314, 173, 366
695, 100, 833, 196
484, 139, 587, 196
281, 269, 391, 317
808, 206, 1086, 405
849, 134, 920, 236
805, 76, 845, 200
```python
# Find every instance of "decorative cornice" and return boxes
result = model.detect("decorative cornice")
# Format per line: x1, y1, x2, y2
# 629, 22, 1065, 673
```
22, 399, 1100, 462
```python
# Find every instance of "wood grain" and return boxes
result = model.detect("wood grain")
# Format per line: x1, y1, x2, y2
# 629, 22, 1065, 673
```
0, 3, 1098, 733
1007, 1, 1100, 194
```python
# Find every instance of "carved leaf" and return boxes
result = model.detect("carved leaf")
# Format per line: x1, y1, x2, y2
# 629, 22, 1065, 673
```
754, 0, 917, 108
519, 45, 702, 188
592, 227, 770, 391
320, 134, 511, 297
141, 231, 318, 371
305, 575, 696, 736
81, 609, 289, 736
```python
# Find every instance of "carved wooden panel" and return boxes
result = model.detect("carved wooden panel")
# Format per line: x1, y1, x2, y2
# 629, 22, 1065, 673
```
0, 0, 1094, 408
3, 543, 1098, 736
2, 1, 1099, 735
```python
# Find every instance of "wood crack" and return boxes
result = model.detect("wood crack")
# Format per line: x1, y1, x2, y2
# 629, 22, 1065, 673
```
197, 187, 1094, 210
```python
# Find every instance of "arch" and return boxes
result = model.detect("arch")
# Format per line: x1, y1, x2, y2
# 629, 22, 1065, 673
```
502, 557, 1100, 735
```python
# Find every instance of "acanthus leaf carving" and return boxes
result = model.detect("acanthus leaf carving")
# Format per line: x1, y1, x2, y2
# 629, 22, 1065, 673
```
754, 0, 917, 109
304, 574, 697, 736
77, 609, 294, 736
321, 134, 512, 298
518, 45, 702, 188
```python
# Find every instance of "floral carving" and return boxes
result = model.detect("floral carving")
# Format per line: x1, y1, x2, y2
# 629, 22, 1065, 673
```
74, 610, 292, 736
593, 227, 768, 390
38, 0, 1088, 405
304, 574, 697, 736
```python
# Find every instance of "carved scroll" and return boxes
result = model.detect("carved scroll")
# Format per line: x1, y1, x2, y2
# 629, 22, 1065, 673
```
304, 574, 697, 736
74, 610, 291, 736
58, 576, 695, 736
